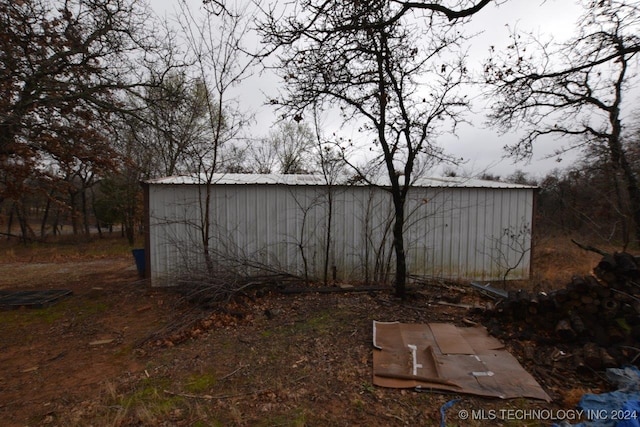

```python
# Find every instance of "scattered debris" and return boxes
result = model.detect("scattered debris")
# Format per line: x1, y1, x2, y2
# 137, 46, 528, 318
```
372, 321, 551, 401
469, 281, 509, 299
558, 366, 640, 427
0, 289, 72, 309
89, 339, 115, 346
440, 399, 461, 427
482, 251, 640, 370
423, 246, 640, 403
279, 285, 388, 294
175, 272, 298, 307
163, 388, 269, 401
136, 304, 152, 313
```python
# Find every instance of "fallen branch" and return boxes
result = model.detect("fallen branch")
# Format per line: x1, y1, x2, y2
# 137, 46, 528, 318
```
408, 275, 468, 293
163, 388, 269, 400
436, 301, 475, 310
611, 288, 640, 303
0, 232, 36, 242
279, 285, 388, 294
219, 365, 247, 381
571, 239, 610, 257
620, 346, 640, 364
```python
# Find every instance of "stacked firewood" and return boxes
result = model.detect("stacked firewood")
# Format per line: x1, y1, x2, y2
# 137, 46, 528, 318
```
486, 252, 640, 370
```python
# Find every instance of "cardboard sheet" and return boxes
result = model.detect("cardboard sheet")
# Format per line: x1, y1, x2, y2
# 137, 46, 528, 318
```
372, 321, 551, 401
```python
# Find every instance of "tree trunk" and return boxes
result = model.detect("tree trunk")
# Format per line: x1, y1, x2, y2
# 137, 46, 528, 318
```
91, 189, 103, 239
323, 186, 333, 286
201, 181, 214, 275
610, 167, 630, 248
81, 188, 90, 236
620, 157, 640, 248
69, 191, 79, 235
6, 203, 14, 239
606, 130, 640, 247
124, 218, 134, 245
124, 194, 135, 245
392, 195, 407, 299
16, 202, 30, 243
52, 206, 60, 236
608, 53, 640, 247
40, 195, 52, 239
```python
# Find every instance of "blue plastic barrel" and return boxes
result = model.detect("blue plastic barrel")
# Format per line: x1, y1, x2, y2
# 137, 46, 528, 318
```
132, 249, 145, 277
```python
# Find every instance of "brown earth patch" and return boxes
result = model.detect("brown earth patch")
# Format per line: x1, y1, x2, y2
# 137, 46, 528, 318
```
0, 236, 617, 426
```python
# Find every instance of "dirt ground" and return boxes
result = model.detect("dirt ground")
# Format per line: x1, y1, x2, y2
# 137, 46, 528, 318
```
0, 236, 615, 426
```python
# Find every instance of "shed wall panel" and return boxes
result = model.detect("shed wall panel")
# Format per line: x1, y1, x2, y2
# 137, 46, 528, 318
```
148, 182, 534, 286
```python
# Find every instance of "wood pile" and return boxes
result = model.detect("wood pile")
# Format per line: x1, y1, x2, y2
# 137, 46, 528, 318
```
485, 251, 640, 371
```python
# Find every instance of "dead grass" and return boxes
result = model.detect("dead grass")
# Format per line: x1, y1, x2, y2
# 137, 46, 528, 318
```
0, 233, 628, 426
0, 233, 134, 263
531, 233, 623, 288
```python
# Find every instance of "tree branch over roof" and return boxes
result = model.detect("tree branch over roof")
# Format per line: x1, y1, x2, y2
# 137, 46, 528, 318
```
392, 0, 495, 22
258, 0, 480, 297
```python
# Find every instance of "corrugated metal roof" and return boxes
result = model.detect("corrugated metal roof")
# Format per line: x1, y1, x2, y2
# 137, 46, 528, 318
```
411, 176, 537, 189
147, 173, 327, 186
146, 173, 536, 189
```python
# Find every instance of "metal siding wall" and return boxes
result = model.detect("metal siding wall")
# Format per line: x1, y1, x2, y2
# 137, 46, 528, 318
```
400, 187, 533, 281
456, 189, 470, 277
148, 183, 534, 286
331, 187, 365, 281
488, 188, 501, 279
468, 190, 480, 277
484, 188, 533, 280
149, 185, 200, 286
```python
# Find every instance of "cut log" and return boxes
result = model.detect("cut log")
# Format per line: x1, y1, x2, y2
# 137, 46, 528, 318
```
607, 326, 625, 344
537, 292, 555, 314
555, 289, 570, 304
555, 319, 576, 341
571, 276, 589, 293
601, 298, 619, 312
581, 303, 599, 315
573, 350, 589, 374
601, 348, 618, 368
523, 345, 535, 361
580, 295, 594, 305
614, 252, 639, 278
570, 313, 586, 335
583, 343, 602, 370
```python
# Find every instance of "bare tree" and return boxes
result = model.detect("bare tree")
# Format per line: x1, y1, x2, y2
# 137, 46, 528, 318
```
314, 123, 341, 285
244, 137, 278, 174
0, 0, 178, 242
135, 73, 211, 178
485, 0, 640, 244
246, 121, 317, 174
258, 0, 478, 297
0, 0, 166, 189
176, 0, 256, 271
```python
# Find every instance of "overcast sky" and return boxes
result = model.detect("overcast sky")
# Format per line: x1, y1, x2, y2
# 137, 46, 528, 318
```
153, 0, 587, 180
440, 0, 585, 179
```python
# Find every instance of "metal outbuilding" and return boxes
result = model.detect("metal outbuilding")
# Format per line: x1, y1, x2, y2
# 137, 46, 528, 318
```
143, 173, 536, 287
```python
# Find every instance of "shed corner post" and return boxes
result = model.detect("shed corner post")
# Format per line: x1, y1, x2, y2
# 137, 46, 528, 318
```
142, 181, 151, 282
530, 187, 539, 280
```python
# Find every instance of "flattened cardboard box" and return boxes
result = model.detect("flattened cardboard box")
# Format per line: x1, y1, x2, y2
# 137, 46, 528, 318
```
372, 321, 551, 401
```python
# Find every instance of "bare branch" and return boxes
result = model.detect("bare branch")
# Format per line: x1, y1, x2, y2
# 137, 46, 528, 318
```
485, 0, 640, 244
258, 0, 477, 297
